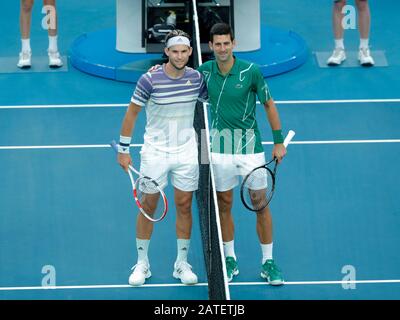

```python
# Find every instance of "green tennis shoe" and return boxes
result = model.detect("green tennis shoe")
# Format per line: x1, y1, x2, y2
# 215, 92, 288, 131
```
261, 259, 284, 285
225, 256, 239, 282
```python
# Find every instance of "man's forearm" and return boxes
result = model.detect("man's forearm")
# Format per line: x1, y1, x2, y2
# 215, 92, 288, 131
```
264, 99, 282, 131
120, 102, 141, 137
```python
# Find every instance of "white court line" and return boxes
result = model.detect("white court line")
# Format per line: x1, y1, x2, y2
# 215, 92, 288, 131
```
230, 279, 400, 286
0, 283, 208, 291
262, 139, 400, 145
0, 144, 142, 150
0, 98, 400, 109
275, 99, 400, 105
1, 139, 400, 150
0, 104, 126, 109
1, 279, 400, 291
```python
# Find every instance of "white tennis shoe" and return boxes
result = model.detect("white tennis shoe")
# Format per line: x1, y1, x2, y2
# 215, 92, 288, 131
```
173, 261, 198, 285
48, 50, 63, 68
129, 261, 151, 286
358, 48, 375, 66
327, 48, 346, 66
17, 50, 32, 68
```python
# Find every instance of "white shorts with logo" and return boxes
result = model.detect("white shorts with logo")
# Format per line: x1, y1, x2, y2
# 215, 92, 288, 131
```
140, 139, 199, 192
211, 152, 266, 192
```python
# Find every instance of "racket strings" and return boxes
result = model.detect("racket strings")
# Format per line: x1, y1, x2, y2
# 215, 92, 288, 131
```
243, 167, 274, 212
135, 177, 165, 220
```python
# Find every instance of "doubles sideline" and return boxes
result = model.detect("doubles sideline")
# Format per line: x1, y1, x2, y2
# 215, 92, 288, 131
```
1, 139, 400, 150
0, 98, 400, 109
1, 279, 400, 291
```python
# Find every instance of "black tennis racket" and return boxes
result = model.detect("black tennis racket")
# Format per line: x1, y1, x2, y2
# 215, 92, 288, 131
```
110, 140, 168, 222
240, 130, 295, 212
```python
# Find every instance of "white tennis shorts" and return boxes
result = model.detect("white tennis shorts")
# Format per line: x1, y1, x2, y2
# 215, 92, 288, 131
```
211, 152, 266, 192
140, 139, 199, 192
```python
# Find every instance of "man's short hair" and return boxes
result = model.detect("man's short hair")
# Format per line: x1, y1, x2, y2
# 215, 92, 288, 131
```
209, 23, 234, 42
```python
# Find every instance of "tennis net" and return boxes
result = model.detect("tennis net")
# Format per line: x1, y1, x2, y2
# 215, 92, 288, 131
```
191, 0, 229, 301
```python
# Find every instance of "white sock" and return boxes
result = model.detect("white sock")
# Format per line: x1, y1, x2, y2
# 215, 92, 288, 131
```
136, 238, 150, 263
176, 239, 190, 263
261, 242, 273, 264
223, 240, 236, 260
359, 38, 369, 50
334, 38, 345, 50
21, 39, 31, 53
48, 35, 58, 52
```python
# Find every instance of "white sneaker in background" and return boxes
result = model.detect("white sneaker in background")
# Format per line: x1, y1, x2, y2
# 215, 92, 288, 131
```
358, 48, 375, 66
48, 50, 63, 68
327, 48, 346, 66
17, 51, 32, 68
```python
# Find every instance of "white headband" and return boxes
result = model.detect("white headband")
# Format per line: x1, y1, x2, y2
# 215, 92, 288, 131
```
166, 36, 191, 48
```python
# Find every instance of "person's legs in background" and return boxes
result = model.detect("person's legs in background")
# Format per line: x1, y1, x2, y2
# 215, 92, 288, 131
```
43, 0, 63, 67
327, 0, 347, 66
356, 0, 374, 66
18, 0, 34, 68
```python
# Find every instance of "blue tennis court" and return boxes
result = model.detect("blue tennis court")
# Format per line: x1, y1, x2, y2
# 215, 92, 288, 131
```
1, 0, 399, 300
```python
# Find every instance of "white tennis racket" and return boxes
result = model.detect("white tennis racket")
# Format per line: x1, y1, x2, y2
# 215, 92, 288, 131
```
110, 140, 168, 222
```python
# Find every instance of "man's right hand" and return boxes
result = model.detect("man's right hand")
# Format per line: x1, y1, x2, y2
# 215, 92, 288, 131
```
148, 64, 161, 73
118, 153, 132, 173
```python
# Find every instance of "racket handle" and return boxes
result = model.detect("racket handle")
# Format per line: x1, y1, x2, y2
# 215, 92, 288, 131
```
283, 130, 296, 148
110, 140, 119, 153
110, 140, 140, 175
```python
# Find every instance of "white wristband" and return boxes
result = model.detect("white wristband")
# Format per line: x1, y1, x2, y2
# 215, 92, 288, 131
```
118, 144, 130, 154
119, 135, 131, 154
